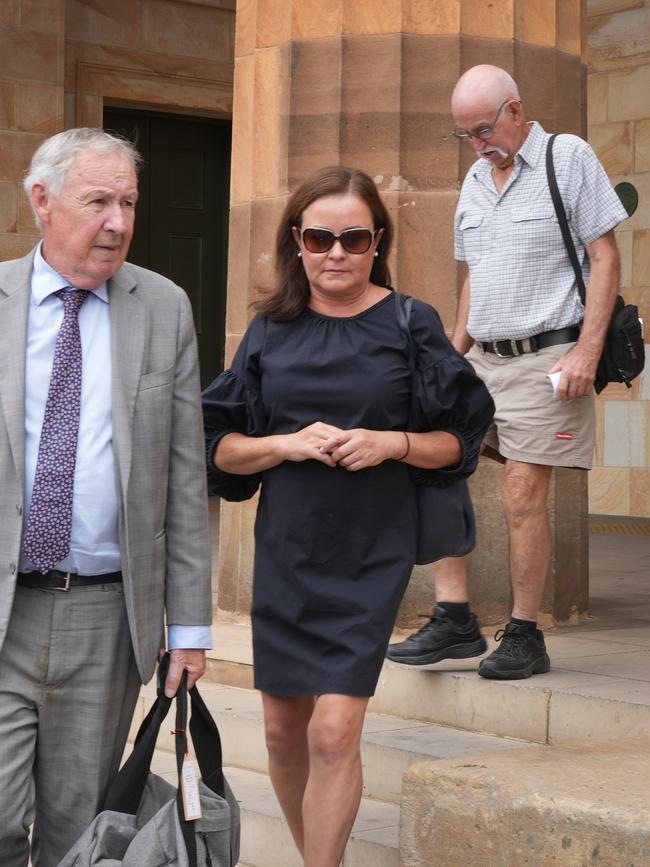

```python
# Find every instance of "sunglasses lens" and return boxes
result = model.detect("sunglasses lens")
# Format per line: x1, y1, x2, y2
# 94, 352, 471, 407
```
340, 229, 373, 253
301, 228, 335, 253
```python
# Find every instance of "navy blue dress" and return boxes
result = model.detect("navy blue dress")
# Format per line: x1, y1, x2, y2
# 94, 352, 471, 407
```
203, 293, 493, 696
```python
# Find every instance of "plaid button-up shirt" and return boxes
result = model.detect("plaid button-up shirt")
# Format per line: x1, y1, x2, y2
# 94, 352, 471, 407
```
454, 121, 628, 342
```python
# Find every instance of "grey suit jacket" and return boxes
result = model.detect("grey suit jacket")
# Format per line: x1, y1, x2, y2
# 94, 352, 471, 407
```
0, 249, 212, 682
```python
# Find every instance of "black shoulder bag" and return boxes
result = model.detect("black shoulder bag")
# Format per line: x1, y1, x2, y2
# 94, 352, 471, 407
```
394, 292, 476, 565
546, 133, 644, 393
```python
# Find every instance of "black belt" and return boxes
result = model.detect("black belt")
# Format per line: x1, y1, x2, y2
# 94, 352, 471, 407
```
480, 326, 580, 357
17, 569, 123, 592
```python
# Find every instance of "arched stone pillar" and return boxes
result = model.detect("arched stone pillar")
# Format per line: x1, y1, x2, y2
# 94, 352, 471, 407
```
218, 0, 588, 626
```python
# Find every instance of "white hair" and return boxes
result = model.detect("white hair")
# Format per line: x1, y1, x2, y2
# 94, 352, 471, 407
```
24, 127, 142, 227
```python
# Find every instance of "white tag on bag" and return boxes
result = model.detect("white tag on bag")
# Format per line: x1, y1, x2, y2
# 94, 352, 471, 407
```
180, 756, 202, 820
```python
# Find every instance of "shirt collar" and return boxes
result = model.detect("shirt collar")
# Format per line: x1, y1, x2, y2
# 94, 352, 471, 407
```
470, 121, 547, 180
32, 241, 109, 306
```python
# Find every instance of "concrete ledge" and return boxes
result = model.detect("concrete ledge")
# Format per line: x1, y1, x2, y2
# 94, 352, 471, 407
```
400, 738, 650, 867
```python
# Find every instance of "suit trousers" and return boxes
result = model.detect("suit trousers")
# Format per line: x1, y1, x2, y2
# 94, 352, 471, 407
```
0, 581, 141, 867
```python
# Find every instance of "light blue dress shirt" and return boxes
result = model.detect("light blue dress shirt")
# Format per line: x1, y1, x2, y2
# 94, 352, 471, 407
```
21, 244, 211, 650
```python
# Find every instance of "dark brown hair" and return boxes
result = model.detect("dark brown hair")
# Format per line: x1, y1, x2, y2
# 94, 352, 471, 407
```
255, 166, 393, 321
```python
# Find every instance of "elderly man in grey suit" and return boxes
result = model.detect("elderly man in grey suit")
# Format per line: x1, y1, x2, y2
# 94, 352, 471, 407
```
0, 128, 212, 867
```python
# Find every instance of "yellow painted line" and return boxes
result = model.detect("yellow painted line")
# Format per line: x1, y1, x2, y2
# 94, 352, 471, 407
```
589, 521, 650, 535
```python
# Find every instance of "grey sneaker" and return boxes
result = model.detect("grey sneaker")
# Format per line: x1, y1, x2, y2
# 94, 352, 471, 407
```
386, 606, 487, 666
478, 622, 550, 680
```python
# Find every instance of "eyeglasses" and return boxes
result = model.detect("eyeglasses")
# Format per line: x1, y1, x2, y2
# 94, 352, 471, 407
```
297, 227, 378, 254
452, 99, 515, 141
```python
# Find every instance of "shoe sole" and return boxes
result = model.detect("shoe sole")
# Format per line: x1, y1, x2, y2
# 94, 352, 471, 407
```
386, 636, 488, 666
478, 653, 551, 680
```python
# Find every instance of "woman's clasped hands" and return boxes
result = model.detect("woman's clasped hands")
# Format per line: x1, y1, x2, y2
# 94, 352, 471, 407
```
288, 422, 405, 471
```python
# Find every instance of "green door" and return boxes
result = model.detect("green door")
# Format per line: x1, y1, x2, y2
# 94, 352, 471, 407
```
104, 108, 231, 386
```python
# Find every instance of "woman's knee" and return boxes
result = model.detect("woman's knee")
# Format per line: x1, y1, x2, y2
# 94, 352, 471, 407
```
263, 697, 312, 761
307, 716, 362, 768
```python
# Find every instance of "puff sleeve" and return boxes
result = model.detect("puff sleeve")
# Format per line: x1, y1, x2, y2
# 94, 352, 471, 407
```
201, 314, 268, 501
408, 299, 495, 486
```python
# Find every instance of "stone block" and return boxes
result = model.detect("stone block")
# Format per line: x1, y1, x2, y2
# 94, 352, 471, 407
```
616, 228, 633, 289
254, 0, 291, 48
17, 188, 35, 234
0, 233, 38, 260
459, 35, 514, 86
0, 83, 16, 129
587, 72, 609, 125
636, 118, 650, 174
231, 54, 255, 205
19, 0, 64, 33
65, 0, 141, 47
589, 121, 634, 175
587, 0, 643, 15
225, 201, 252, 334
556, 0, 583, 55
402, 0, 460, 35
342, 0, 402, 35
460, 0, 514, 39
401, 34, 459, 115
234, 0, 255, 57
287, 114, 342, 188
249, 195, 289, 294
400, 738, 650, 867
141, 1, 234, 62
16, 83, 63, 135
0, 0, 19, 26
514, 0, 556, 47
588, 6, 650, 62
607, 65, 650, 122
0, 131, 44, 182
633, 229, 650, 288
589, 466, 631, 514
630, 466, 650, 515
341, 33, 401, 115
392, 191, 457, 324
251, 43, 290, 198
292, 0, 342, 40
0, 181, 18, 233
0, 30, 61, 83
289, 37, 342, 117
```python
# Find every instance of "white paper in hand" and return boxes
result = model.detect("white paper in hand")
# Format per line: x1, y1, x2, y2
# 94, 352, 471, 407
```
547, 370, 562, 399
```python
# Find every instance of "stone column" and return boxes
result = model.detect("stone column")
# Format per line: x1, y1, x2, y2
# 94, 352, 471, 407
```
0, 0, 65, 259
219, 0, 588, 625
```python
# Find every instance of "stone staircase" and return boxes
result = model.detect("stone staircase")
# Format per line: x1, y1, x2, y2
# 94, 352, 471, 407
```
131, 524, 650, 865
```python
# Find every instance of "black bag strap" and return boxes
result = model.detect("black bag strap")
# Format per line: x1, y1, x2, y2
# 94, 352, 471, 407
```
546, 133, 587, 306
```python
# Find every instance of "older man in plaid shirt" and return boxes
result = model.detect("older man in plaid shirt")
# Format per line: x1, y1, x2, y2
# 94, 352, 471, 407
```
387, 64, 628, 680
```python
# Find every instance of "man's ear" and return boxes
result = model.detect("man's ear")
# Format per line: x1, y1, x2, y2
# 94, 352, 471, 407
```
30, 183, 51, 225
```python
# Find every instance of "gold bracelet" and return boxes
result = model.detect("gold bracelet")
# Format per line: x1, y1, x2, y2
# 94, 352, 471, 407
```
397, 431, 410, 461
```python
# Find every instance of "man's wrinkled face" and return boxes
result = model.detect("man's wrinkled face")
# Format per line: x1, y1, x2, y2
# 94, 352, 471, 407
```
33, 149, 138, 289
452, 99, 523, 168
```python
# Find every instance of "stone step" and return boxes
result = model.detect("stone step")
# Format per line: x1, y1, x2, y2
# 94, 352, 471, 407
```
132, 681, 526, 805
203, 620, 650, 744
400, 736, 650, 867
149, 750, 399, 867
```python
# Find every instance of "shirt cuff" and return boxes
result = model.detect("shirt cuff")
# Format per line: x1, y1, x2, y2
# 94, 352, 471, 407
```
167, 624, 213, 650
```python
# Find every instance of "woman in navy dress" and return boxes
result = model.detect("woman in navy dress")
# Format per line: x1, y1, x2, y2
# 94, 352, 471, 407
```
202, 166, 493, 867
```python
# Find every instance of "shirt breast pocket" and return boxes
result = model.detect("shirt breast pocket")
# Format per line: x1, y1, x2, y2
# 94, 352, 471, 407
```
510, 209, 559, 259
459, 211, 484, 264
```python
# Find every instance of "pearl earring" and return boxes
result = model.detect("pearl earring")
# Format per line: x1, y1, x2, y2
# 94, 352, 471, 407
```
297, 252, 302, 258
374, 251, 378, 257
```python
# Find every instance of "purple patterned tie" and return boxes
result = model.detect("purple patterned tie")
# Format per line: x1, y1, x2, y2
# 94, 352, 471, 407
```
23, 289, 90, 573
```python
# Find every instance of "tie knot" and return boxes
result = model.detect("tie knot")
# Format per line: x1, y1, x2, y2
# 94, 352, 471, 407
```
56, 288, 90, 315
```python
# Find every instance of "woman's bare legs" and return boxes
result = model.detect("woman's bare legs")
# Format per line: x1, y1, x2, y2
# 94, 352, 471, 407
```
261, 692, 369, 867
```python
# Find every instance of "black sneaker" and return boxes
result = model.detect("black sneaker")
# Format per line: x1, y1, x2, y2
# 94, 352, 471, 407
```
478, 622, 551, 680
386, 606, 487, 666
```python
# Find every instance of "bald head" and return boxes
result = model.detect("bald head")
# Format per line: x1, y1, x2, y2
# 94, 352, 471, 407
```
451, 65, 520, 116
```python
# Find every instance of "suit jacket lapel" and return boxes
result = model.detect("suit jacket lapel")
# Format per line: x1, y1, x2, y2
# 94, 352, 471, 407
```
0, 251, 36, 486
109, 265, 146, 498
